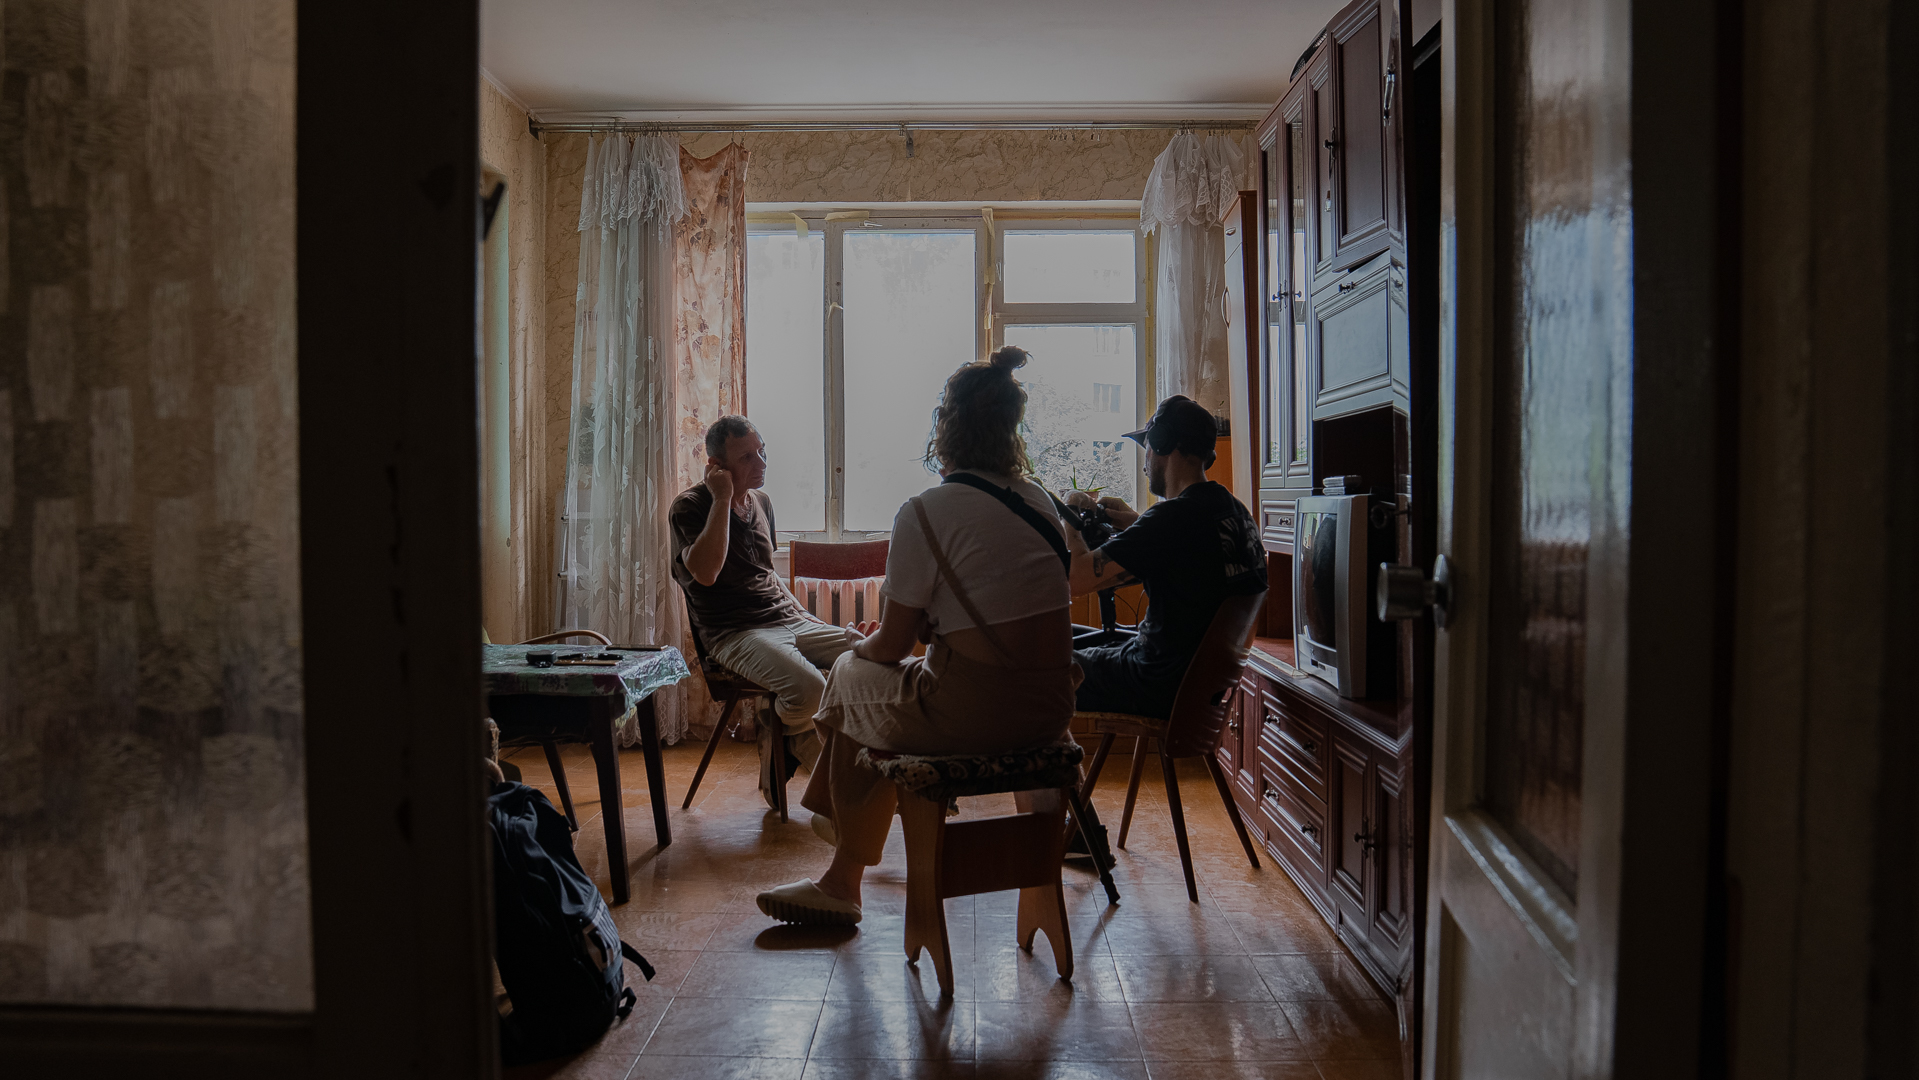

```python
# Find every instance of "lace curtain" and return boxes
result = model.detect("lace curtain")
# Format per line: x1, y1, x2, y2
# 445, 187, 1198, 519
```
1139, 133, 1247, 417
555, 134, 690, 745
669, 144, 751, 737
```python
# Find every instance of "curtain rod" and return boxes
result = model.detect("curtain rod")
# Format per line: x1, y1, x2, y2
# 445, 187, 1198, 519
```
528, 119, 1257, 135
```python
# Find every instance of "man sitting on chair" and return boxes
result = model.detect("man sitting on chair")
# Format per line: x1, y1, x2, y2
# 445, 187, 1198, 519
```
1063, 395, 1268, 720
671, 415, 856, 807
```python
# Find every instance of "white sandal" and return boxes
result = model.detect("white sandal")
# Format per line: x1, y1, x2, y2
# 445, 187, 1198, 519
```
756, 878, 862, 926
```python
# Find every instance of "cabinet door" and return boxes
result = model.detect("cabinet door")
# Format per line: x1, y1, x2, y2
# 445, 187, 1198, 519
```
1367, 750, 1411, 957
1332, 1, 1390, 257
1327, 729, 1372, 926
1261, 92, 1316, 498
1309, 253, 1396, 419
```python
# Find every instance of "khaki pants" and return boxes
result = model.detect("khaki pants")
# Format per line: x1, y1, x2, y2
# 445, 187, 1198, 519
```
706, 617, 854, 732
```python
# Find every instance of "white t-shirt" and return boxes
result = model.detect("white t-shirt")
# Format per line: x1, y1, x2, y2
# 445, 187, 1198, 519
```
882, 470, 1071, 634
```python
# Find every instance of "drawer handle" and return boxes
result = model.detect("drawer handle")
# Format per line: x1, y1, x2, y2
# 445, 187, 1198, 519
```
1300, 738, 1317, 754
1338, 280, 1358, 292
1263, 784, 1281, 808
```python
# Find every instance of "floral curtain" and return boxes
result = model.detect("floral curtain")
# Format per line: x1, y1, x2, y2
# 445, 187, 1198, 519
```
671, 144, 751, 735
1139, 133, 1246, 417
555, 134, 690, 745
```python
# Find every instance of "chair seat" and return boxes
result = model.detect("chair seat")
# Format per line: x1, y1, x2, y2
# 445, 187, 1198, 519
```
857, 742, 1084, 802
1074, 710, 1166, 736
699, 661, 769, 697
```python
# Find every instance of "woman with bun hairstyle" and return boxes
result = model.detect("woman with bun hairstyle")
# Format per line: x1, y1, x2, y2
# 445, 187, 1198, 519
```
757, 346, 1080, 927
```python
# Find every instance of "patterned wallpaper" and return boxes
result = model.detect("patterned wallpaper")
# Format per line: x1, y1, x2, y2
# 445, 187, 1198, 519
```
0, 0, 310, 1009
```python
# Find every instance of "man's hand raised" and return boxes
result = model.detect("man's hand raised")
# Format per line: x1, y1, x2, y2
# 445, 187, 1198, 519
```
703, 461, 735, 504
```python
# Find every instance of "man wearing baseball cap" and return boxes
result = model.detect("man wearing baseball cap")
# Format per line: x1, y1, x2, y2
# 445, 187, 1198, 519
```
1062, 395, 1267, 720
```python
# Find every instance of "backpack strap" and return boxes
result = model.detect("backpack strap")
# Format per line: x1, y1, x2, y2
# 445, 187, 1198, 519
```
912, 497, 1020, 667
939, 472, 1071, 576
620, 940, 656, 982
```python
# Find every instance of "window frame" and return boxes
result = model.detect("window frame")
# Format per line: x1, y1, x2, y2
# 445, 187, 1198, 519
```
745, 208, 1147, 543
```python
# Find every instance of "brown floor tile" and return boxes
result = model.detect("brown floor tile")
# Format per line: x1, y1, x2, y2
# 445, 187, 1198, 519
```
1112, 954, 1275, 1003
1252, 953, 1380, 1002
1129, 1002, 1305, 1062
1222, 911, 1336, 955
1314, 1059, 1405, 1080
1277, 999, 1400, 1060
612, 908, 730, 953
629, 1056, 808, 1080
973, 947, 1125, 1003
706, 914, 860, 954
499, 737, 1407, 1077
642, 997, 824, 1059
977, 1063, 1150, 1080
1101, 910, 1248, 956
975, 999, 1143, 1061
809, 999, 975, 1060
1145, 1063, 1322, 1080
677, 950, 837, 1000
830, 949, 974, 1002
804, 1061, 978, 1080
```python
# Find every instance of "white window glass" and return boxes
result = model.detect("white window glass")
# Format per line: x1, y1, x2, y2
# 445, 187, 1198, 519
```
1001, 230, 1137, 304
842, 229, 977, 531
1004, 324, 1138, 505
746, 231, 828, 532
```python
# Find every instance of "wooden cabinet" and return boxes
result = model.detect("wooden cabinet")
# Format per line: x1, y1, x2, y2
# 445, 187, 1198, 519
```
1230, 645, 1414, 1006
1256, 0, 1409, 451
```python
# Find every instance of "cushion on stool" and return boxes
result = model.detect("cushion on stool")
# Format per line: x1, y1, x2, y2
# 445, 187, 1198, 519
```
1072, 710, 1166, 735
856, 741, 1085, 802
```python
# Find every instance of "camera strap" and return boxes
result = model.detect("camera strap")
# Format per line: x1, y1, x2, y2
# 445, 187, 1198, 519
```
939, 472, 1072, 576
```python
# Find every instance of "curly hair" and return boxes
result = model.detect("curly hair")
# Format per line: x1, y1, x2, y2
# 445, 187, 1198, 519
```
923, 346, 1033, 477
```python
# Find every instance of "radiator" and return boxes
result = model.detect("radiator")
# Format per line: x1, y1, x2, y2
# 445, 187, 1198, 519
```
790, 576, 885, 631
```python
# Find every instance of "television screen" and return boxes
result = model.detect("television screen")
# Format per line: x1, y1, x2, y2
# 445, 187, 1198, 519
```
1298, 508, 1340, 650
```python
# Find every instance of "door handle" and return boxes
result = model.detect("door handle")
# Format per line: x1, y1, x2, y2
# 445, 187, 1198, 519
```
1377, 554, 1453, 629
1355, 820, 1379, 854
1383, 67, 1397, 124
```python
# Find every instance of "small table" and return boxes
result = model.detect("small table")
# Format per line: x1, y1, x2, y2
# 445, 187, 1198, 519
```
483, 645, 690, 904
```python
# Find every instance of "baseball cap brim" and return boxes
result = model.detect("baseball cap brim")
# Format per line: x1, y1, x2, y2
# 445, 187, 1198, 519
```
1121, 426, 1149, 444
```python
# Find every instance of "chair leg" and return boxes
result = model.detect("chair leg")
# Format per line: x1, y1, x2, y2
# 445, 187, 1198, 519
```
898, 792, 955, 997
1204, 752, 1262, 870
1079, 732, 1117, 804
1117, 737, 1149, 849
681, 694, 736, 809
1016, 879, 1074, 983
1161, 750, 1199, 903
765, 700, 789, 824
1067, 787, 1122, 906
542, 739, 579, 832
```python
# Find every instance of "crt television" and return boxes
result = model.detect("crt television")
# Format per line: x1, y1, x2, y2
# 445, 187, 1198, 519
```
1294, 494, 1397, 699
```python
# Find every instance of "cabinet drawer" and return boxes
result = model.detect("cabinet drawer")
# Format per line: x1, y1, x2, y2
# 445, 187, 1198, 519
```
1258, 690, 1329, 801
1256, 744, 1327, 871
1260, 500, 1295, 551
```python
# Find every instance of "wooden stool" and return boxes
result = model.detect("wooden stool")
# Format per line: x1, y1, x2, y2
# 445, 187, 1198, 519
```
859, 743, 1117, 997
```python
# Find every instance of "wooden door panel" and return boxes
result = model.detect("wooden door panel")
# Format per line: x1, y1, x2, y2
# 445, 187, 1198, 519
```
1335, 6, 1387, 248
1329, 733, 1371, 913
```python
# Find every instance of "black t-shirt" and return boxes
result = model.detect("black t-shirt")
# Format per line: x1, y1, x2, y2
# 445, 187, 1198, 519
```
669, 486, 804, 642
1098, 481, 1268, 673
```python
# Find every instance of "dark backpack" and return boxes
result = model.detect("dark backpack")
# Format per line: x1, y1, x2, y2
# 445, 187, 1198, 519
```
489, 781, 655, 1065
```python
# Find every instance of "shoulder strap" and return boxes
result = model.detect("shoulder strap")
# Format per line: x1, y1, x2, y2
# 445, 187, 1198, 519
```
939, 473, 1071, 575
619, 940, 656, 982
911, 497, 1019, 666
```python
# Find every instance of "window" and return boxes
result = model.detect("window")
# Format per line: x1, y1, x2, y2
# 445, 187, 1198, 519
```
745, 212, 1146, 539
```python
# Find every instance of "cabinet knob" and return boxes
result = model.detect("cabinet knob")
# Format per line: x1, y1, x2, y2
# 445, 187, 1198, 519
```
1376, 554, 1454, 629
1355, 820, 1379, 854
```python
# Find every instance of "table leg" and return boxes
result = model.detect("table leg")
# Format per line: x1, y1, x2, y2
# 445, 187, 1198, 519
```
588, 704, 630, 905
636, 693, 673, 848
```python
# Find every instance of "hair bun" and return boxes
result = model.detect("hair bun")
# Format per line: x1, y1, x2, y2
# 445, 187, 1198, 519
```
988, 345, 1029, 373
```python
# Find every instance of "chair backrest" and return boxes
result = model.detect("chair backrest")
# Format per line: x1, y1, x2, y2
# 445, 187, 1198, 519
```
789, 538, 889, 581
1160, 590, 1269, 759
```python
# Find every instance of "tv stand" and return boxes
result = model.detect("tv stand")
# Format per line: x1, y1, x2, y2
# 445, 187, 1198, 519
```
1215, 636, 1414, 1004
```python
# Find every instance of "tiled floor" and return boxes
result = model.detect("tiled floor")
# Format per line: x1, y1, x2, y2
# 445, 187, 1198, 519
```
499, 732, 1402, 1080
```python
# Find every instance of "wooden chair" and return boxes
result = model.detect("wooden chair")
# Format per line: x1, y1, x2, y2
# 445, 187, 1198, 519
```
678, 599, 789, 821
498, 628, 612, 832
861, 743, 1113, 997
1076, 590, 1269, 903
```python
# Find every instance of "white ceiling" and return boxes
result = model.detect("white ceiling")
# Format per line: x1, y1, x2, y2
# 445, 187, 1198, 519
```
481, 0, 1348, 123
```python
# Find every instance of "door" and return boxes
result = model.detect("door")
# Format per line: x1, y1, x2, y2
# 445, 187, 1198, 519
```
1328, 730, 1372, 929
1419, 0, 1722, 1075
